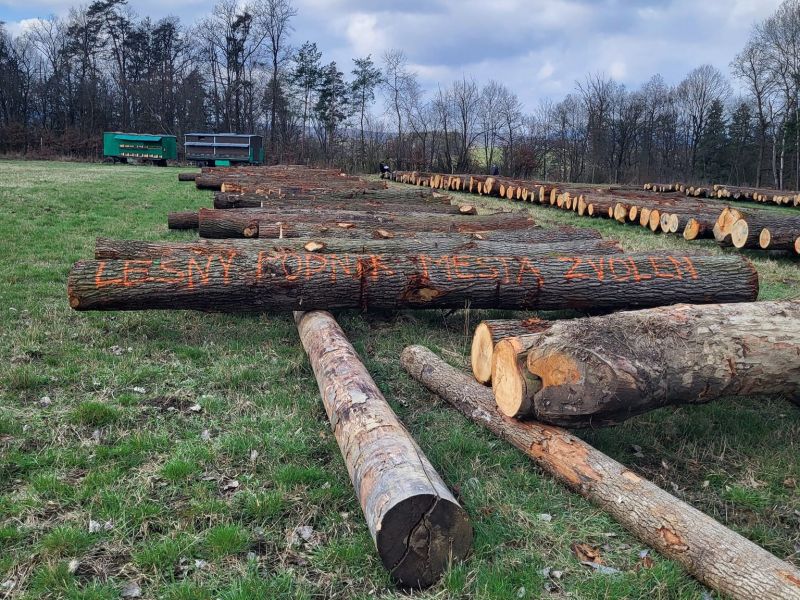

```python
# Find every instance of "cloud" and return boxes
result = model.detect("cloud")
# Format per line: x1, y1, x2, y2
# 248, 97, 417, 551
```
0, 0, 786, 110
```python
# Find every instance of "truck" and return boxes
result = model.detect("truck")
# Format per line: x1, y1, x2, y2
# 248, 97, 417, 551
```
102, 132, 177, 165
183, 133, 264, 166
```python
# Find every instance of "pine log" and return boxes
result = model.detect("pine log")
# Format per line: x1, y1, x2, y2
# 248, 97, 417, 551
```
68, 253, 759, 313
95, 237, 624, 261
296, 312, 471, 587
470, 319, 553, 385
400, 345, 800, 600
167, 212, 200, 230
178, 173, 198, 182
506, 301, 800, 426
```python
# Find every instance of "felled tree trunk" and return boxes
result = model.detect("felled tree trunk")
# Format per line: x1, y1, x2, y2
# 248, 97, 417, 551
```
400, 345, 800, 600
470, 319, 554, 385
213, 194, 475, 215
295, 312, 472, 587
167, 212, 200, 230
178, 173, 198, 182
197, 208, 535, 239
68, 252, 759, 313
94, 237, 623, 262
503, 301, 800, 426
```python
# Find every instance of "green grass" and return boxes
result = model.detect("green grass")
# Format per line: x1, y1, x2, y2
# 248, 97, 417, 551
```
0, 159, 798, 599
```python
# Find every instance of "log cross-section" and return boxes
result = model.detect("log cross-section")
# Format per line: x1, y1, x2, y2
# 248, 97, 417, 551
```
401, 345, 800, 600
295, 312, 472, 588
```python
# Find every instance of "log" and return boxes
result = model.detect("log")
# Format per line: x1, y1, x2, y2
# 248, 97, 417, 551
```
68, 252, 759, 313
400, 345, 800, 600
196, 208, 535, 239
295, 312, 471, 587
95, 237, 624, 261
683, 216, 717, 240
730, 216, 778, 249
500, 301, 800, 426
178, 173, 198, 182
213, 195, 477, 215
167, 211, 199, 230
470, 318, 553, 385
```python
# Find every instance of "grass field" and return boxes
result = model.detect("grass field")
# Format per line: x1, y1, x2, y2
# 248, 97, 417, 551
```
0, 160, 798, 600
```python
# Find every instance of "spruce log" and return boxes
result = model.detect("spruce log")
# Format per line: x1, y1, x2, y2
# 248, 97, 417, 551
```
471, 319, 553, 385
95, 237, 623, 262
400, 345, 800, 600
167, 212, 200, 230
68, 253, 758, 313
296, 312, 471, 587
507, 301, 800, 426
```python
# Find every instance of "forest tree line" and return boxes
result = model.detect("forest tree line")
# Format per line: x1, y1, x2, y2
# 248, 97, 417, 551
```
2, 0, 800, 189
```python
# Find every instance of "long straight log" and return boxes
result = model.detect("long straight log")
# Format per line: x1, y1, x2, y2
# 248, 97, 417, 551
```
196, 208, 535, 239
213, 195, 477, 215
68, 253, 759, 313
95, 237, 624, 261
760, 224, 800, 251
495, 301, 800, 426
470, 319, 553, 385
400, 345, 800, 600
178, 173, 198, 182
295, 312, 471, 587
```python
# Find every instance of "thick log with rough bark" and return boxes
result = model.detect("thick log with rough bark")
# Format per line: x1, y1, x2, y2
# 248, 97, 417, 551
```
178, 172, 198, 182
196, 208, 535, 239
400, 345, 800, 600
491, 301, 800, 426
760, 223, 800, 251
68, 252, 758, 313
167, 211, 200, 230
295, 312, 471, 587
470, 318, 554, 385
95, 237, 624, 261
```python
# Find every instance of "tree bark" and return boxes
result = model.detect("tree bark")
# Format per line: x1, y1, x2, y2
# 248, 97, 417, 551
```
296, 312, 471, 587
760, 224, 800, 251
400, 345, 800, 600
95, 237, 623, 262
213, 194, 473, 215
167, 212, 199, 230
196, 208, 536, 239
683, 216, 717, 240
503, 301, 800, 427
471, 318, 553, 385
68, 252, 759, 313
178, 173, 198, 182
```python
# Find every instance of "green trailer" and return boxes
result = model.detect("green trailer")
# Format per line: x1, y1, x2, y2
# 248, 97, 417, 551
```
184, 133, 264, 166
103, 132, 178, 165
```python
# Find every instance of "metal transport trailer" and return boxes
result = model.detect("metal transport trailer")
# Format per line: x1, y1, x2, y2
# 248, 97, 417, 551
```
102, 132, 177, 166
184, 133, 265, 166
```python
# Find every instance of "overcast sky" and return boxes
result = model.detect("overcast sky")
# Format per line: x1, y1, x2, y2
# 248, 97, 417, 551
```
0, 0, 784, 111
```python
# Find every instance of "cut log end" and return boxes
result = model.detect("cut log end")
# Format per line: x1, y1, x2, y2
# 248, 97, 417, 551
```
491, 338, 541, 418
759, 229, 771, 250
378, 494, 472, 589
470, 323, 495, 384
459, 205, 478, 215
304, 241, 326, 253
684, 219, 701, 241
730, 219, 750, 249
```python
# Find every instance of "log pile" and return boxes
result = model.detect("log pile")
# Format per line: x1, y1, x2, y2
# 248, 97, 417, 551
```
63, 164, 791, 592
401, 345, 800, 600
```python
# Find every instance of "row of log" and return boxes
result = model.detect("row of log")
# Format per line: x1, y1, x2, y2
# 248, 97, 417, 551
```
713, 207, 800, 253
647, 182, 800, 207
393, 170, 800, 254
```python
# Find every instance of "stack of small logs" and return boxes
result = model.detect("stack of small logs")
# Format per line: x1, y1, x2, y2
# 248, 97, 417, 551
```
66, 165, 778, 592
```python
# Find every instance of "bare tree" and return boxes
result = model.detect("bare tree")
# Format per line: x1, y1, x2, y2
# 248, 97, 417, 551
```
381, 49, 411, 169
676, 64, 731, 179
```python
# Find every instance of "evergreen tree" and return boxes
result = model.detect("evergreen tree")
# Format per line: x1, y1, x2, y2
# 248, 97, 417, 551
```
291, 41, 322, 161
697, 98, 729, 182
350, 54, 382, 168
314, 61, 349, 158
